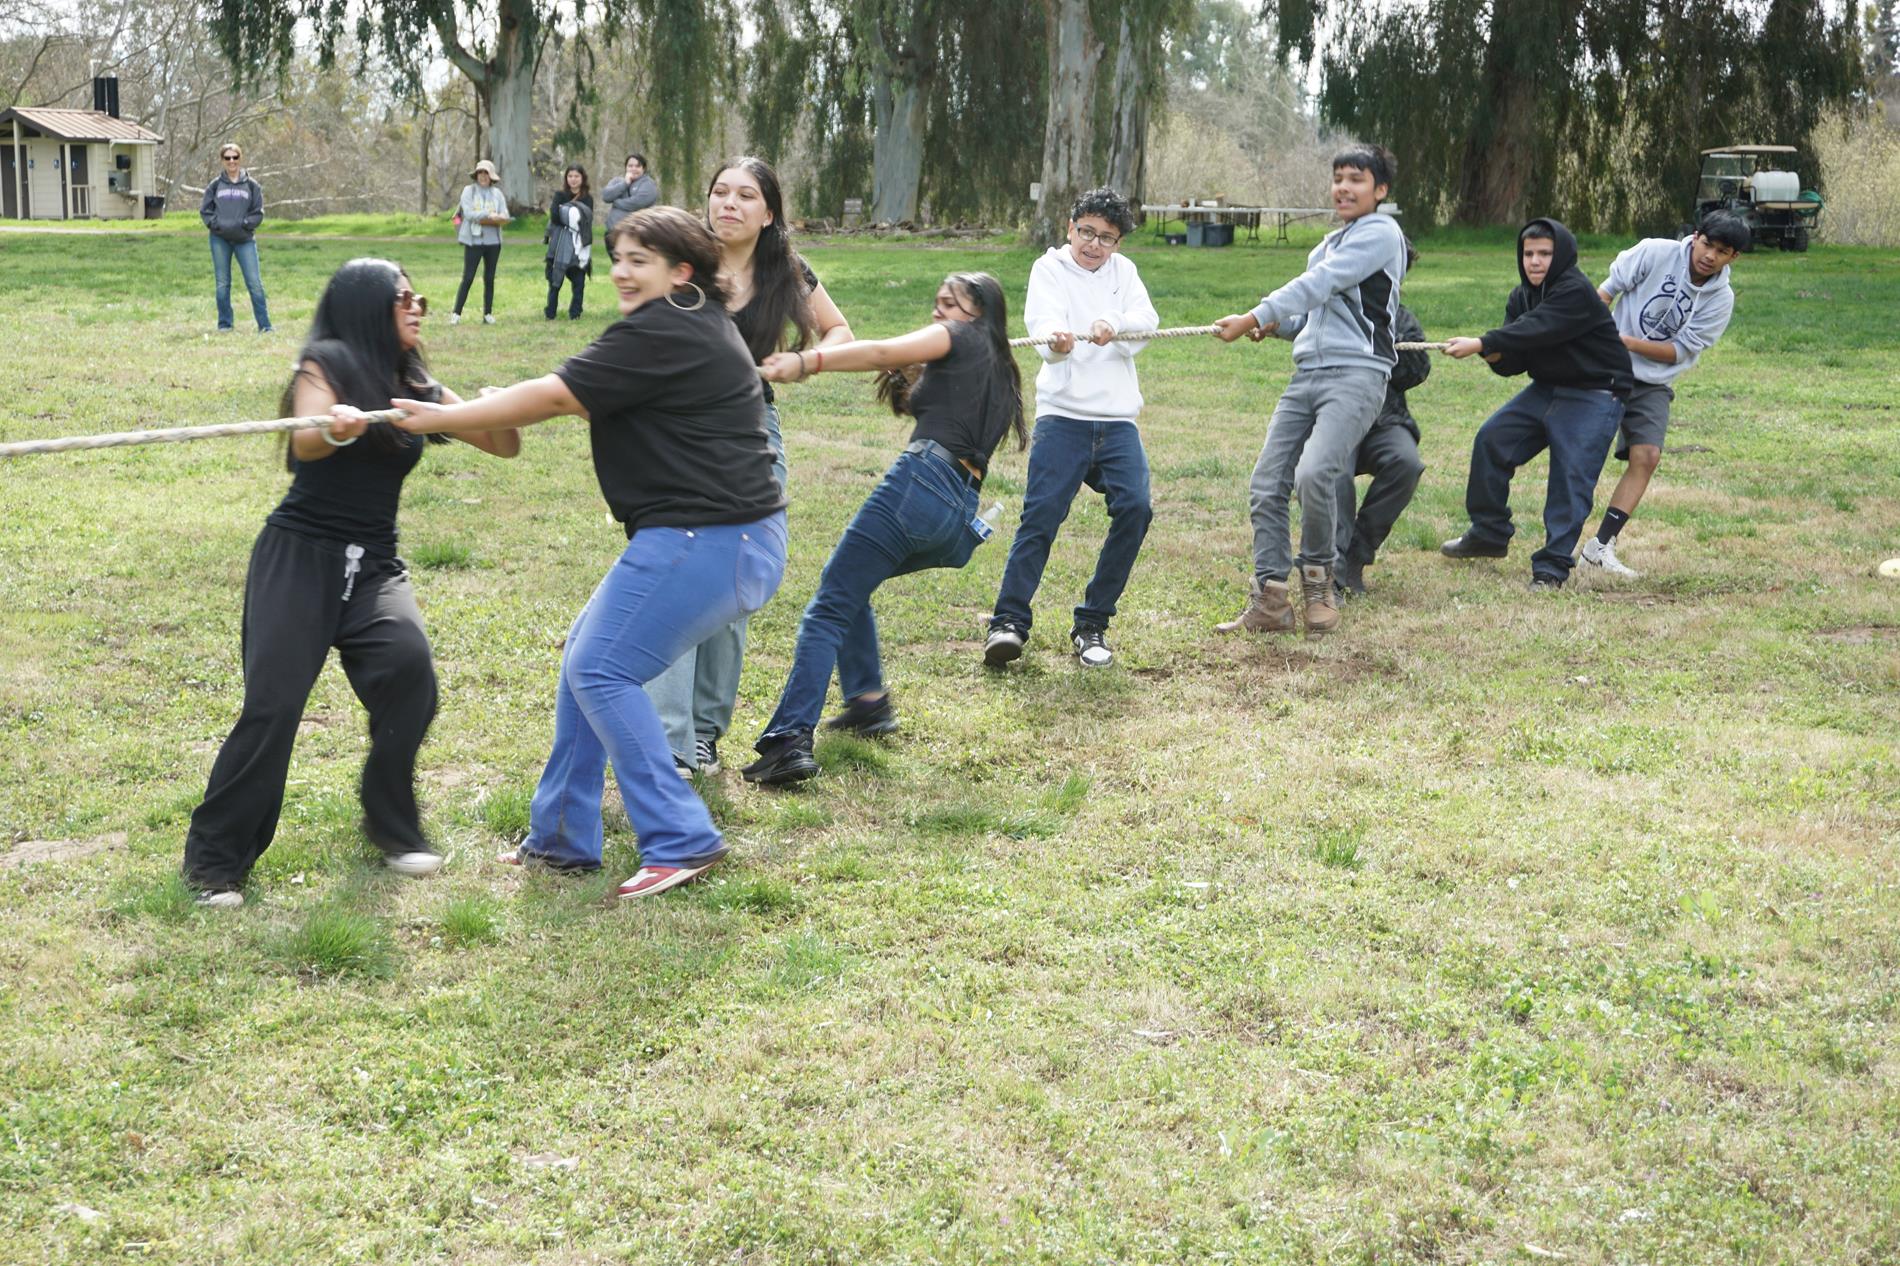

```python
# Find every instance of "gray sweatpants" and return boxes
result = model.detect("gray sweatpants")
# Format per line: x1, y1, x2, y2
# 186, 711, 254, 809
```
1247, 366, 1388, 579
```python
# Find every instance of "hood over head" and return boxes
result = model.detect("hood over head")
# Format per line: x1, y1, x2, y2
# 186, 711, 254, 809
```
1516, 217, 1579, 290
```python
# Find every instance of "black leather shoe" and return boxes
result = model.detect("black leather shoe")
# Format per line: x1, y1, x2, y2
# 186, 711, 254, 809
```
741, 732, 820, 786
1440, 533, 1509, 559
824, 693, 898, 737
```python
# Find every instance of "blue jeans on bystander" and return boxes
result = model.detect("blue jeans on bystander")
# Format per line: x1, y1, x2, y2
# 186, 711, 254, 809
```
520, 513, 787, 870
209, 235, 271, 331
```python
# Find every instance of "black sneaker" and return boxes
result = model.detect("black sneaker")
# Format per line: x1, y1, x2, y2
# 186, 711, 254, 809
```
1071, 627, 1113, 668
825, 693, 898, 737
741, 732, 820, 787
983, 620, 1026, 666
1528, 575, 1565, 592
693, 734, 721, 775
1440, 533, 1509, 559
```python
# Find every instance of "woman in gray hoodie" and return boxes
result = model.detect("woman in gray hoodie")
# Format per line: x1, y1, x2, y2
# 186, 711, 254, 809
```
600, 152, 659, 255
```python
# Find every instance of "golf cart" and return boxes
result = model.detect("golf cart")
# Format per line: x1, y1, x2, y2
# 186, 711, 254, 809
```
1689, 145, 1823, 252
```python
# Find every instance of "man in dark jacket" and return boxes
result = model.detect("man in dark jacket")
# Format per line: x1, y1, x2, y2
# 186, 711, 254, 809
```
1334, 299, 1430, 597
1439, 218, 1629, 589
197, 143, 271, 332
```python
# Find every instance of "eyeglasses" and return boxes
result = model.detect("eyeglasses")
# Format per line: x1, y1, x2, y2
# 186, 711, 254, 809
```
396, 289, 429, 316
1072, 225, 1120, 248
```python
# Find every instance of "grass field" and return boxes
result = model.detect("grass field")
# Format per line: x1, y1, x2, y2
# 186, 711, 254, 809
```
1, 225, 1896, 1265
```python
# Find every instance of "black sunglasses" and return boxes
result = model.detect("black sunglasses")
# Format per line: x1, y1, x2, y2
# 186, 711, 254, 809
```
396, 289, 429, 317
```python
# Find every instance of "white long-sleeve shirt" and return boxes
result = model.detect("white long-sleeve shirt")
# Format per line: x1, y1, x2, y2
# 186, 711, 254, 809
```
1023, 246, 1159, 423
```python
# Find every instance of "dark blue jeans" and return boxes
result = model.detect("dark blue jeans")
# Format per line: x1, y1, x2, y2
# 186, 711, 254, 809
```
523, 513, 787, 870
991, 416, 1153, 636
761, 446, 982, 739
1463, 382, 1625, 582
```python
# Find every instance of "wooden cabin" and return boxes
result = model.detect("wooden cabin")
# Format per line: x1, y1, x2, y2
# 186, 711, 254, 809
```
1, 79, 164, 222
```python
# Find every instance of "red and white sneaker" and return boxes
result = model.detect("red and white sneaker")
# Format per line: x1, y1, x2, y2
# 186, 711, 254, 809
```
617, 859, 720, 898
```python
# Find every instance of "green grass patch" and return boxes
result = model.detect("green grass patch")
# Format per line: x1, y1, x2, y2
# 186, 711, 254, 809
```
272, 906, 395, 979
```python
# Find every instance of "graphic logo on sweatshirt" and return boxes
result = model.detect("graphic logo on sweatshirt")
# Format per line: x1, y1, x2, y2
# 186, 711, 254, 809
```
1638, 273, 1698, 340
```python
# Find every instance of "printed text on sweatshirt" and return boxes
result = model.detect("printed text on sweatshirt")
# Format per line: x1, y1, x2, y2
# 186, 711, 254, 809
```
1600, 236, 1734, 386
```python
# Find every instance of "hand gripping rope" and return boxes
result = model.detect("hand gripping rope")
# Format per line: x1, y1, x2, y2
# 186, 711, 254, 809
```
0, 332, 1455, 459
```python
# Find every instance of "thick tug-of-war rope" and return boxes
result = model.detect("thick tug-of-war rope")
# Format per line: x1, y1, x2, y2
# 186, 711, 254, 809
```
0, 333, 1458, 459
1008, 324, 1448, 352
0, 410, 406, 459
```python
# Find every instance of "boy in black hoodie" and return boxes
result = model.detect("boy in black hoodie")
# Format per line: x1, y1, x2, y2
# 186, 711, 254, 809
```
1439, 219, 1630, 589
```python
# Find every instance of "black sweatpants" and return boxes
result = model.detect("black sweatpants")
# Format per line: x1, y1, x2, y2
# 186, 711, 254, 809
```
544, 261, 585, 319
182, 525, 438, 890
1335, 424, 1426, 566
454, 243, 501, 316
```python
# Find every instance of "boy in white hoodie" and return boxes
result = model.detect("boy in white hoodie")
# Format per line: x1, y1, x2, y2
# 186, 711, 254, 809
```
1578, 210, 1745, 578
984, 187, 1158, 669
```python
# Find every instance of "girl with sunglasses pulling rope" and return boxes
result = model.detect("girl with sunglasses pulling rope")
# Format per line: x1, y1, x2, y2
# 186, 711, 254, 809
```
182, 260, 521, 908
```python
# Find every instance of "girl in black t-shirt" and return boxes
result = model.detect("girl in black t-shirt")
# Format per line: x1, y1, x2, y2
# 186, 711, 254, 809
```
742, 272, 1025, 787
386, 207, 789, 899
648, 156, 855, 776
182, 258, 521, 907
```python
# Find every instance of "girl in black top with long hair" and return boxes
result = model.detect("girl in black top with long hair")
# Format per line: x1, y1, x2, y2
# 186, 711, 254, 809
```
742, 271, 1024, 786
646, 155, 854, 774
544, 164, 594, 320
182, 258, 520, 907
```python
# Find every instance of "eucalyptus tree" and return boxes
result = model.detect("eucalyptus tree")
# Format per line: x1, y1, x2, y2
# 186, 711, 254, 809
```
208, 0, 728, 211
1265, 0, 1863, 230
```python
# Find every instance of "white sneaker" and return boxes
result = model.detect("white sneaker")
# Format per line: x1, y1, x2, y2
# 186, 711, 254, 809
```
448, 312, 461, 326
1071, 628, 1113, 668
482, 314, 496, 325
384, 850, 445, 877
1580, 536, 1640, 578
196, 889, 244, 909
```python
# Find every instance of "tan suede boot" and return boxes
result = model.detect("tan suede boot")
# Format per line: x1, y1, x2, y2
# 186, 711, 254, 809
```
1215, 577, 1296, 633
1300, 564, 1339, 636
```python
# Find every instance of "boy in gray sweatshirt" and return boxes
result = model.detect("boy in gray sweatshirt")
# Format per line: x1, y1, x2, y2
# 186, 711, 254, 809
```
1213, 144, 1408, 636
1578, 211, 1745, 578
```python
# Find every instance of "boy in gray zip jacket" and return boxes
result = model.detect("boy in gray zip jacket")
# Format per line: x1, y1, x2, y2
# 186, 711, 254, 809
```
1213, 144, 1407, 637
1577, 211, 1745, 578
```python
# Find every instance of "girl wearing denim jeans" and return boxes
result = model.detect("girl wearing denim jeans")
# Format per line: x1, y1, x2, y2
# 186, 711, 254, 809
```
741, 272, 1026, 788
388, 207, 789, 899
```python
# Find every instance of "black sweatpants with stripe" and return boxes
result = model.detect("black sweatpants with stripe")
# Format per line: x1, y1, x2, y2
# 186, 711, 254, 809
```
182, 525, 438, 890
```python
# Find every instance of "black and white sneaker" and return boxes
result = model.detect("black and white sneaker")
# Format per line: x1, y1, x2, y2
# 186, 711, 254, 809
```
693, 735, 721, 775
195, 888, 244, 909
1071, 627, 1113, 668
983, 621, 1026, 666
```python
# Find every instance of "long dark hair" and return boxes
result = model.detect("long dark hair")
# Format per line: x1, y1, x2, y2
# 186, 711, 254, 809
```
876, 271, 1025, 451
706, 156, 816, 361
607, 206, 733, 309
555, 164, 590, 203
280, 257, 443, 466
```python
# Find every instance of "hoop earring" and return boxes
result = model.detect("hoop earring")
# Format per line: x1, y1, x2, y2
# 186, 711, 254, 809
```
666, 282, 707, 312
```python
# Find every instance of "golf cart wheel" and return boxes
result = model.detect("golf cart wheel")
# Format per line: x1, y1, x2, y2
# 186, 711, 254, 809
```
1789, 226, 1810, 253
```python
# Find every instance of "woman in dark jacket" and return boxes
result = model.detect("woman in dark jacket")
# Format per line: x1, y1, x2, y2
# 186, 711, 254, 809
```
544, 165, 595, 320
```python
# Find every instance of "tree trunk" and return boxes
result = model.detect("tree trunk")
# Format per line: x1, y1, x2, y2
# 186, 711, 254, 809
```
867, 6, 935, 224
1453, 6, 1538, 225
870, 66, 928, 222
437, 0, 540, 212
1033, 0, 1105, 244
1104, 8, 1144, 202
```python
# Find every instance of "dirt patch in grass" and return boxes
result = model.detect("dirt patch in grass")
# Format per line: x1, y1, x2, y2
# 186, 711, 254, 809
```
2, 831, 127, 869
1812, 625, 1899, 643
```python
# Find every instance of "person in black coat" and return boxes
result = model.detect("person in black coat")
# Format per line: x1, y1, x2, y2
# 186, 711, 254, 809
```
1334, 293, 1430, 597
1439, 218, 1631, 589
544, 165, 595, 320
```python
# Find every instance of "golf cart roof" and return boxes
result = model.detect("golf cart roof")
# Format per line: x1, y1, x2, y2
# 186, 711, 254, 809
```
1701, 145, 1797, 155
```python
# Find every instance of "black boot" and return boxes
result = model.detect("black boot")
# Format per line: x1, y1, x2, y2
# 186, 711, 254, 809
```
741, 732, 820, 786
1335, 553, 1368, 597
